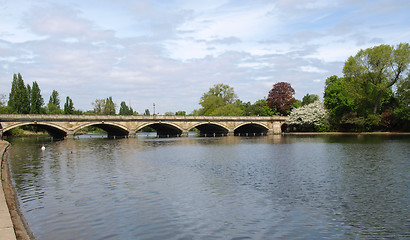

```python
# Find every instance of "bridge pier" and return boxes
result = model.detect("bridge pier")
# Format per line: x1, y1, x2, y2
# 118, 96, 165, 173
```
65, 130, 75, 139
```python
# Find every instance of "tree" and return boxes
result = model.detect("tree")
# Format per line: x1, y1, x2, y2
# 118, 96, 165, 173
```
0, 94, 9, 113
119, 101, 133, 115
144, 109, 150, 116
198, 83, 239, 115
8, 73, 30, 114
323, 75, 355, 127
92, 99, 105, 114
343, 43, 410, 114
49, 90, 60, 107
175, 111, 186, 116
64, 96, 74, 114
29, 81, 44, 114
242, 99, 276, 116
302, 94, 319, 106
392, 73, 410, 130
104, 97, 116, 115
289, 101, 329, 131
266, 82, 296, 115
47, 90, 61, 114
8, 74, 17, 111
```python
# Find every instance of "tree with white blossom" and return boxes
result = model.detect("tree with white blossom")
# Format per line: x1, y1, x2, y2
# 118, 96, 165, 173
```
289, 100, 329, 131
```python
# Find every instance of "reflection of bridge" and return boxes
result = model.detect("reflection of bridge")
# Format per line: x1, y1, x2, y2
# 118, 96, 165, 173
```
0, 114, 289, 139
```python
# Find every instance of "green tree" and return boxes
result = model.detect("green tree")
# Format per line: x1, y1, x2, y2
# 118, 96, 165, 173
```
92, 99, 105, 114
302, 94, 319, 106
242, 99, 276, 116
144, 109, 150, 116
8, 73, 30, 114
198, 83, 239, 115
119, 101, 133, 115
0, 94, 9, 113
323, 76, 355, 123
47, 90, 62, 114
104, 97, 116, 115
29, 81, 44, 114
211, 104, 244, 116
64, 96, 74, 114
392, 74, 410, 130
175, 111, 186, 116
343, 43, 410, 115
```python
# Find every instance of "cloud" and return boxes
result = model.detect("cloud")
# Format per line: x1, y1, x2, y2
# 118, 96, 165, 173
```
0, 0, 408, 114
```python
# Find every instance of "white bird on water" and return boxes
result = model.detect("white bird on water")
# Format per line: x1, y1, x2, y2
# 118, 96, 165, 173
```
41, 145, 45, 151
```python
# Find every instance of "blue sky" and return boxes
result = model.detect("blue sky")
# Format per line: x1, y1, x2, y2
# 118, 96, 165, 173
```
1, 0, 409, 113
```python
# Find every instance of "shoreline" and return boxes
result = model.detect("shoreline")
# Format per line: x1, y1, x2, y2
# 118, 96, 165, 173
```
1, 140, 34, 240
284, 132, 410, 135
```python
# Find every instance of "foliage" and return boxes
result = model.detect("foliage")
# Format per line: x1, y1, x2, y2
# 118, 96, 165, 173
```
210, 104, 243, 116
63, 96, 74, 114
289, 101, 329, 131
104, 97, 116, 115
198, 83, 240, 116
302, 94, 319, 106
9, 127, 25, 136
323, 75, 355, 128
175, 111, 186, 116
292, 99, 302, 109
47, 90, 62, 114
266, 82, 296, 115
343, 43, 410, 114
0, 94, 9, 113
92, 99, 106, 114
242, 99, 277, 116
144, 109, 150, 116
29, 81, 44, 114
91, 97, 116, 115
119, 101, 133, 115
8, 73, 30, 114
391, 74, 410, 130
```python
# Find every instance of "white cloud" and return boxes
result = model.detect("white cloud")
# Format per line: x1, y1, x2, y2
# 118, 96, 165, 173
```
0, 0, 408, 113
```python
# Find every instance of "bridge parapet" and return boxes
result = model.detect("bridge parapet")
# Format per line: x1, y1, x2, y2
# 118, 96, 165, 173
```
0, 114, 288, 121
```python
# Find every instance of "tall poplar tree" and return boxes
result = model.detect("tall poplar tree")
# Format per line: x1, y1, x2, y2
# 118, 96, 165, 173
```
64, 96, 74, 114
104, 96, 116, 115
47, 90, 61, 114
8, 73, 30, 114
30, 81, 44, 114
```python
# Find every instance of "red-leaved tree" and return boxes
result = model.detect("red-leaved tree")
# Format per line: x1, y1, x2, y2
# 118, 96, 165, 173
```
267, 82, 296, 115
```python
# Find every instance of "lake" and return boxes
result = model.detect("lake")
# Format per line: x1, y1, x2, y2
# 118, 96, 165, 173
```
6, 134, 410, 239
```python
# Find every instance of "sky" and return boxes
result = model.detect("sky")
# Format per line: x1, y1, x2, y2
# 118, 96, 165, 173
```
1, 0, 409, 114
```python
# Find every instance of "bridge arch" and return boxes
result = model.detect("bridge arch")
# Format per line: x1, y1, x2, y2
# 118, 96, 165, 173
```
189, 122, 230, 137
2, 122, 68, 139
135, 122, 184, 137
73, 122, 130, 138
234, 123, 269, 136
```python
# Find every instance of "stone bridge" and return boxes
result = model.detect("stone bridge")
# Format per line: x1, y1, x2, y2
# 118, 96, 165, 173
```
0, 114, 289, 139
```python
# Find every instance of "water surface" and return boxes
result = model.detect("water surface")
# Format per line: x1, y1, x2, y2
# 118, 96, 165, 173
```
7, 135, 410, 239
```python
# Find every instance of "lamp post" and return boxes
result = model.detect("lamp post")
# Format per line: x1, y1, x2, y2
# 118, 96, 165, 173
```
153, 103, 156, 116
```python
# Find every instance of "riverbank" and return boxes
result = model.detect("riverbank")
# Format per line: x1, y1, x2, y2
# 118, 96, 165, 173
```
1, 140, 33, 240
285, 131, 410, 135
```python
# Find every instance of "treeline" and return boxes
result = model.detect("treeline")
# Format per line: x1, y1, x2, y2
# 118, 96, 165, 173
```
1, 43, 408, 132
0, 74, 140, 116
185, 43, 410, 132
